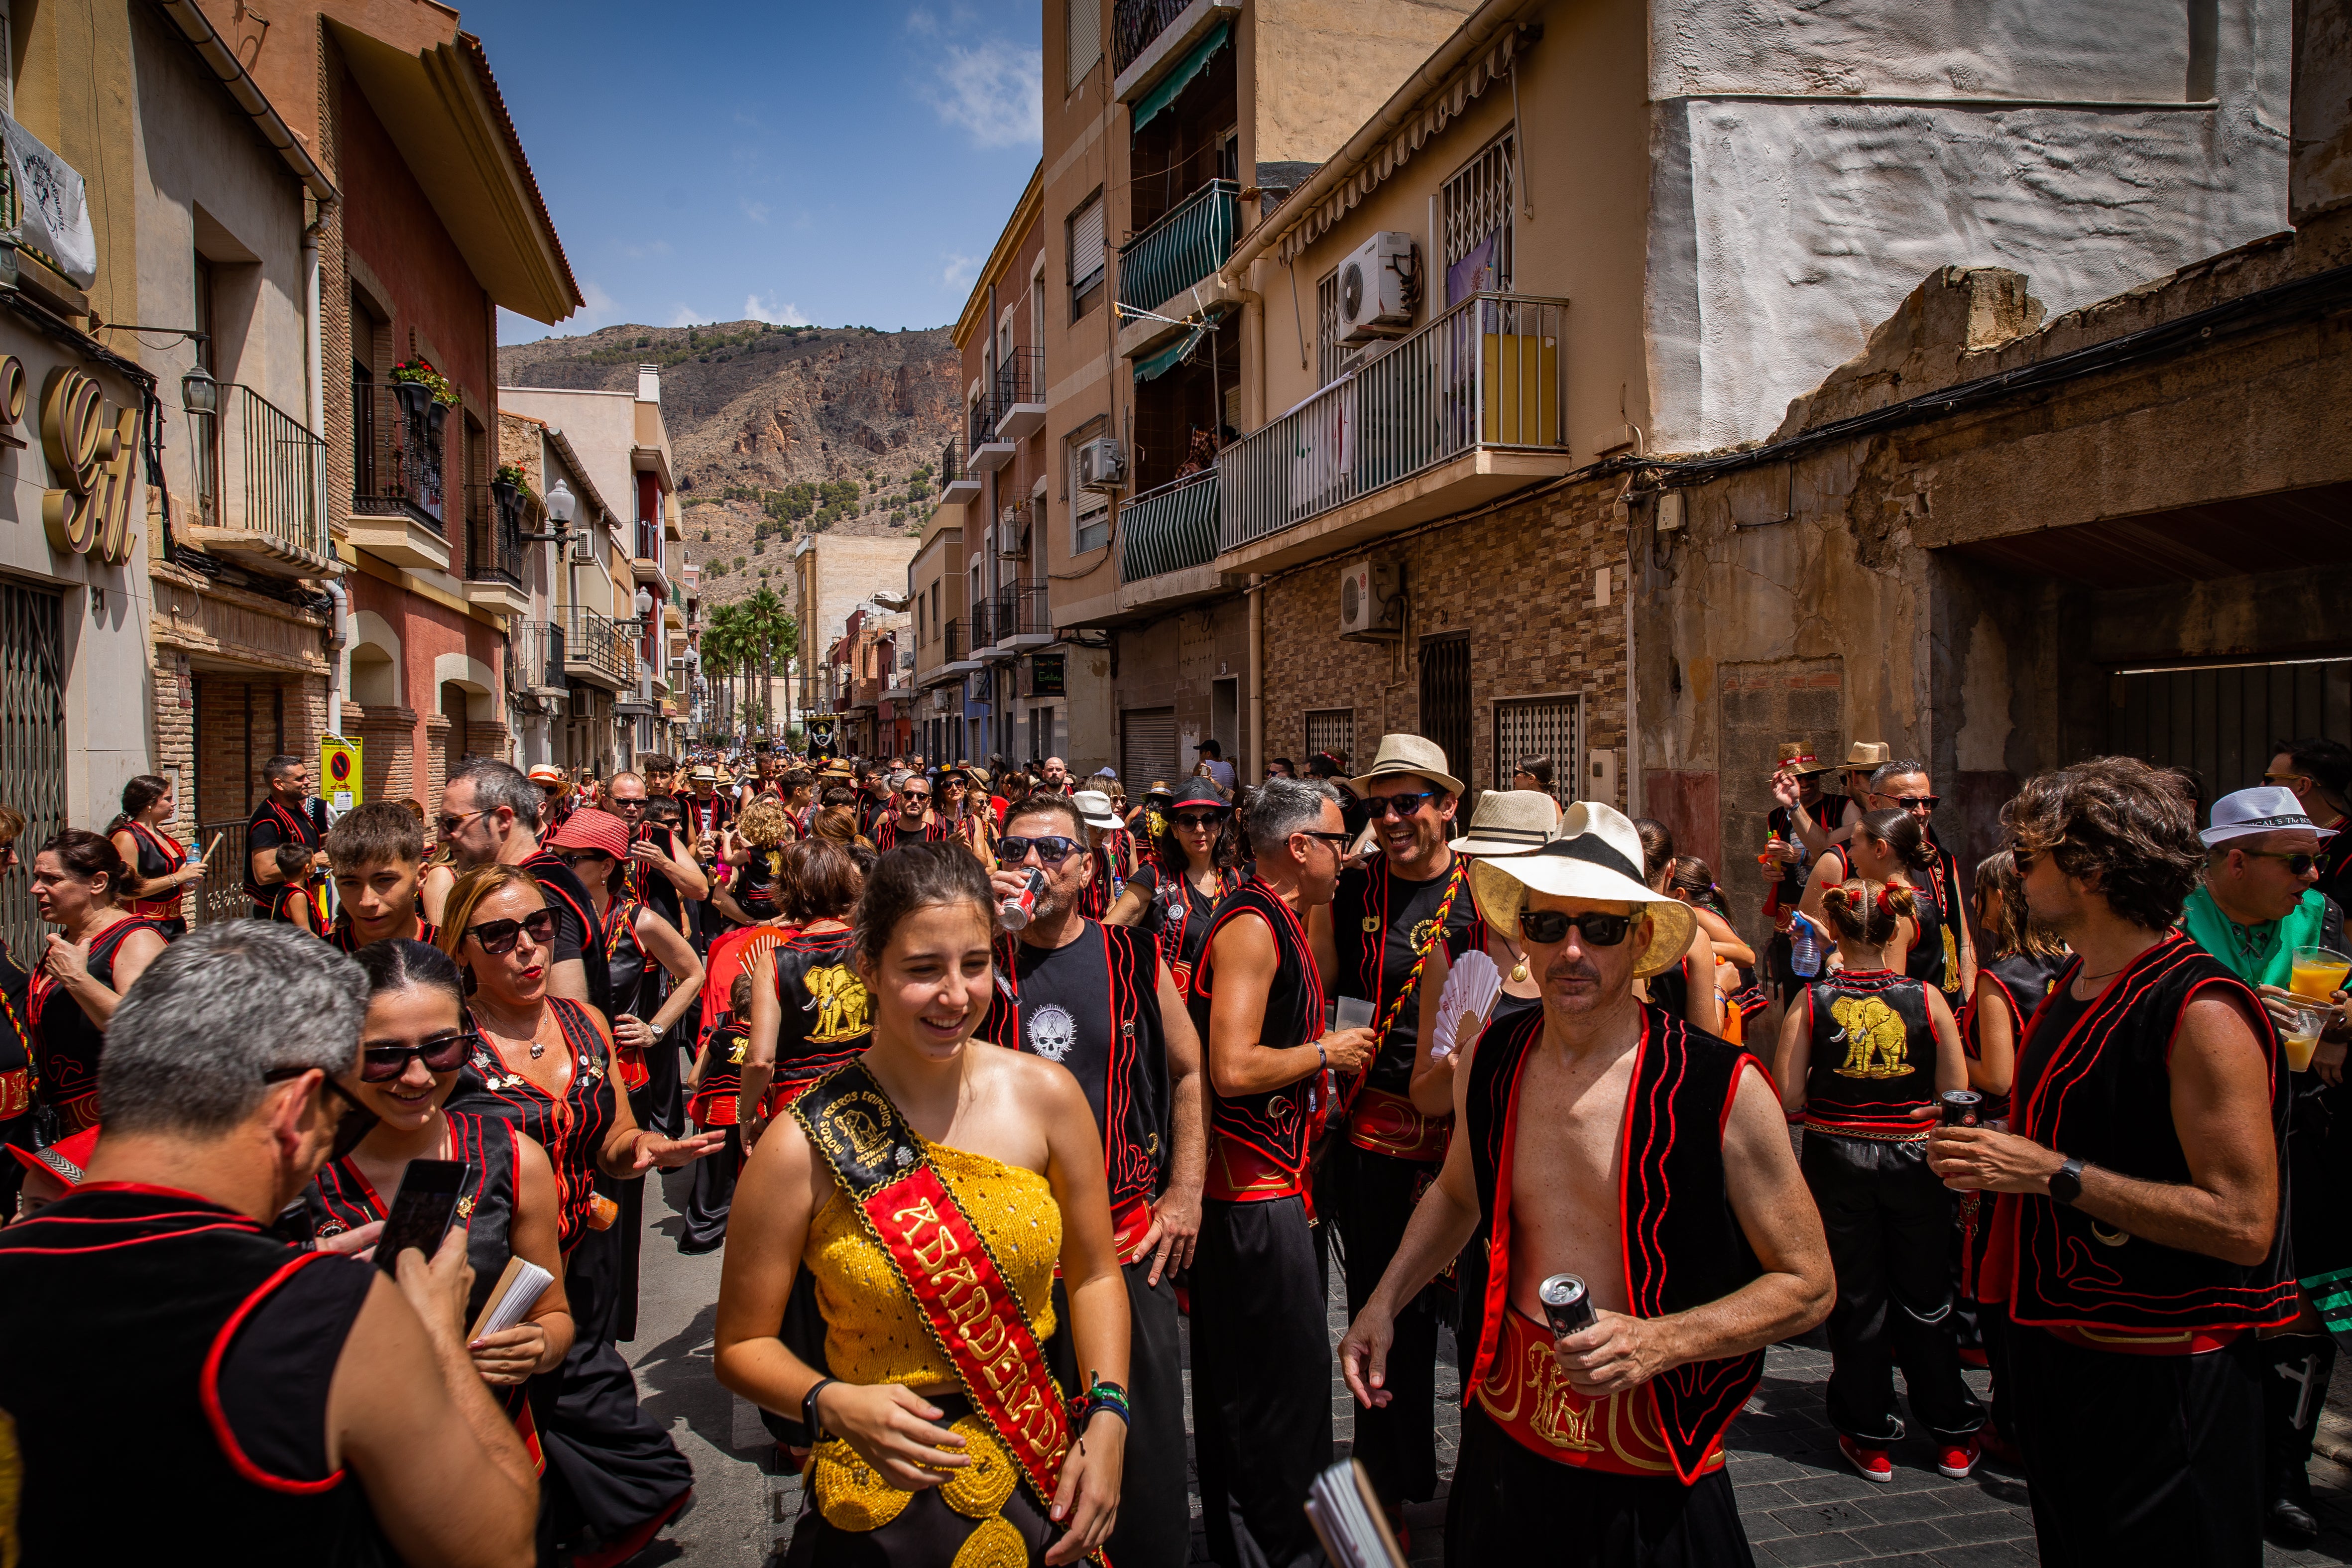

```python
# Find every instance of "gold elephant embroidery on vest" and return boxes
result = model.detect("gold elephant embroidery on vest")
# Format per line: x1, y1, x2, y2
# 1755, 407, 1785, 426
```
804, 963, 874, 1044
1830, 996, 1910, 1079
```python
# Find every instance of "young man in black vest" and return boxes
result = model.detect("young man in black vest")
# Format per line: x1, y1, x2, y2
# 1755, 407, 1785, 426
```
980, 793, 1206, 1568
1193, 777, 1377, 1568
0, 922, 537, 1563
1341, 801, 1832, 1565
1309, 733, 1479, 1520
1930, 756, 2292, 1567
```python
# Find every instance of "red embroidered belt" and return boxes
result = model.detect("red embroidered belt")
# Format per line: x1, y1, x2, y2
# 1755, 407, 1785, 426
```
1474, 1307, 1726, 1478
1111, 1195, 1156, 1266
1346, 1087, 1449, 1163
1202, 1133, 1307, 1208
0, 1067, 27, 1121
2040, 1324, 2246, 1358
126, 896, 182, 920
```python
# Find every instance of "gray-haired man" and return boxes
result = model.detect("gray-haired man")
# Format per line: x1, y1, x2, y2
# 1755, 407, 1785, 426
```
0, 922, 539, 1565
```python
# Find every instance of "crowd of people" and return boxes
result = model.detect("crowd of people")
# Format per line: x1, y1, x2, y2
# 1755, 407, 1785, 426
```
0, 725, 2346, 1568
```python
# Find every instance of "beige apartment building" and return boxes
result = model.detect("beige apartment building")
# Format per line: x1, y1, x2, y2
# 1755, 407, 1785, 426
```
792, 529, 918, 742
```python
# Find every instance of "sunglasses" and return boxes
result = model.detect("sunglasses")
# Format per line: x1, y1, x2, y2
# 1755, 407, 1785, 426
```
2264, 772, 2314, 788
2242, 849, 2321, 876
1173, 811, 1224, 830
1298, 830, 1355, 849
435, 808, 487, 835
901, 791, 930, 802
1518, 908, 1636, 947
536, 784, 563, 797
1362, 790, 1440, 820
465, 907, 558, 955
557, 851, 612, 869
998, 835, 1085, 865
1885, 795, 1940, 811
359, 1031, 470, 1083
609, 798, 647, 812
264, 1066, 377, 1160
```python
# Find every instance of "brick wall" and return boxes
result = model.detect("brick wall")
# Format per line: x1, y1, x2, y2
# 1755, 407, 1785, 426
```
1259, 476, 1632, 805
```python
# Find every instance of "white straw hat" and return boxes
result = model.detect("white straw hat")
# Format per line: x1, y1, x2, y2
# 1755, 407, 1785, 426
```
1448, 790, 1558, 857
1467, 801, 1696, 979
1070, 789, 1123, 831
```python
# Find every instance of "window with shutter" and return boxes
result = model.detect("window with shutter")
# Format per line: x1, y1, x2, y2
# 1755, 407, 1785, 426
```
1066, 0, 1101, 95
1069, 195, 1105, 309
1070, 423, 1109, 554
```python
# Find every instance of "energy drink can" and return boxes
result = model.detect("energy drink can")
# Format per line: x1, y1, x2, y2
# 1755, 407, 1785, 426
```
999, 867, 1045, 932
1539, 1273, 1596, 1338
1939, 1089, 1983, 1127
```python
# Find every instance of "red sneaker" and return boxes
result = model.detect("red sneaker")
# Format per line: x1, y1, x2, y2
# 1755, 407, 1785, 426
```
1937, 1438, 1982, 1479
1839, 1436, 1894, 1483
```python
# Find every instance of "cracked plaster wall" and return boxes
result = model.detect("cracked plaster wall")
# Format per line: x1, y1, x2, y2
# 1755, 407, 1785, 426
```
1643, 0, 2292, 452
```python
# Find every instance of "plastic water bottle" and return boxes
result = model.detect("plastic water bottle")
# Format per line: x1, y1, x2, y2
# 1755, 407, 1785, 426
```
1790, 912, 1824, 978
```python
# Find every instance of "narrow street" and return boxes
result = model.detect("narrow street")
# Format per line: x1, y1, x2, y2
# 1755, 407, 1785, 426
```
622, 1171, 2352, 1567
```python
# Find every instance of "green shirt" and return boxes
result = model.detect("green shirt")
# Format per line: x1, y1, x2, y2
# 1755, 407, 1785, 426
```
2177, 883, 2328, 989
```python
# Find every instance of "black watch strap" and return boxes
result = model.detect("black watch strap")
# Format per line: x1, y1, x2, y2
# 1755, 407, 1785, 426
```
2048, 1156, 2086, 1206
803, 1376, 839, 1442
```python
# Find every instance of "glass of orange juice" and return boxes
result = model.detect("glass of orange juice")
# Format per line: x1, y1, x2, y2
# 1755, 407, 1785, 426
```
2282, 1005, 2328, 1072
2291, 946, 2352, 1002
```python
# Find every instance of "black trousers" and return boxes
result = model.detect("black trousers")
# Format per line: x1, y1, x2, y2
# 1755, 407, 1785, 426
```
2008, 1326, 2263, 1567
1446, 1404, 1755, 1567
1329, 1141, 1442, 1508
1800, 1133, 1983, 1444
679, 1124, 741, 1251
2264, 1333, 2337, 1507
1109, 1255, 1190, 1568
1192, 1194, 1331, 1568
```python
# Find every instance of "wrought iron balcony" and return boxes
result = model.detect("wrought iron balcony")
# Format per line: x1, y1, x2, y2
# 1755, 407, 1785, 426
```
1218, 293, 1569, 561
506, 618, 566, 696
350, 380, 448, 531
941, 618, 965, 663
1118, 179, 1238, 315
1119, 468, 1219, 582
999, 581, 1052, 647
463, 483, 524, 587
185, 384, 330, 574
992, 348, 1045, 441
967, 598, 998, 651
940, 437, 980, 503
1114, 0, 1190, 74
561, 604, 632, 689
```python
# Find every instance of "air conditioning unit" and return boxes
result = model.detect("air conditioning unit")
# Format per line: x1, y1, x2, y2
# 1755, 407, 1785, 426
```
1338, 558, 1402, 639
569, 527, 599, 563
996, 512, 1029, 559
1338, 232, 1418, 343
1077, 437, 1126, 493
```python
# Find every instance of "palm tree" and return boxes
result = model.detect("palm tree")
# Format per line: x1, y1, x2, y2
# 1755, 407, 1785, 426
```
702, 602, 747, 740
738, 588, 798, 740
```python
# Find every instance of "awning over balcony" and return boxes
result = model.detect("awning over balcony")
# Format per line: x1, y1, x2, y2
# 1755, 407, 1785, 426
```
1133, 19, 1228, 131
1132, 303, 1234, 381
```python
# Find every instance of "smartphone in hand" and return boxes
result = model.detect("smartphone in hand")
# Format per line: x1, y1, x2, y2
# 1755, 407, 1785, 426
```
374, 1158, 471, 1276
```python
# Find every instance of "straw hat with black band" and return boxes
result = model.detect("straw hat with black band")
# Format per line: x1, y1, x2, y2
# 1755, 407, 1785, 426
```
1349, 733, 1465, 799
1467, 802, 1696, 979
1448, 790, 1558, 857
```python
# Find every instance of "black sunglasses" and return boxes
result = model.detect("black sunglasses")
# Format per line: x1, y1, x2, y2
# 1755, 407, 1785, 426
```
1362, 790, 1440, 820
1172, 811, 1224, 830
557, 851, 612, 869
265, 1066, 377, 1160
465, 907, 558, 955
2243, 849, 2321, 877
1298, 830, 1355, 848
359, 1031, 471, 1083
1519, 909, 1636, 947
1886, 795, 1941, 811
998, 835, 1085, 865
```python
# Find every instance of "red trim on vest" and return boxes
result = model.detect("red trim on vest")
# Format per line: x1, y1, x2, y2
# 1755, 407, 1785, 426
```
200, 1250, 353, 1495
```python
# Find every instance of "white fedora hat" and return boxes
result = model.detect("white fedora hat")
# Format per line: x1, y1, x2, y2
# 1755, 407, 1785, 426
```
1448, 790, 1558, 857
1467, 801, 1696, 979
2201, 785, 2339, 847
1349, 732, 1465, 798
1069, 788, 1124, 831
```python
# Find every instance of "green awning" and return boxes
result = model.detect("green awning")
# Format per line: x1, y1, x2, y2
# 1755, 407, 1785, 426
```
1132, 20, 1230, 131
1132, 304, 1233, 382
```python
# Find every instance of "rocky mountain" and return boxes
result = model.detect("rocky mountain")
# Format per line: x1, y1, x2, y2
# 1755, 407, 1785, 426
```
497, 319, 959, 607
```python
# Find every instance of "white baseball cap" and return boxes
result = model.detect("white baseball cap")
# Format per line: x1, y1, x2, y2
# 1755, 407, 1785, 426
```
2200, 786, 2339, 847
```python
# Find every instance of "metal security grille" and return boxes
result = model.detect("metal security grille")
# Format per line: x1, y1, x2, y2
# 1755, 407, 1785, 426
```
2108, 656, 2352, 808
1418, 633, 1472, 788
1495, 694, 1582, 798
1303, 707, 1354, 765
0, 583, 65, 963
1316, 268, 1342, 387
1442, 132, 1515, 301
1122, 707, 1177, 791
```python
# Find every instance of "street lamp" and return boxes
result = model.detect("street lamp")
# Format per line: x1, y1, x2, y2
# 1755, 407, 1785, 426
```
521, 478, 576, 544
633, 585, 655, 622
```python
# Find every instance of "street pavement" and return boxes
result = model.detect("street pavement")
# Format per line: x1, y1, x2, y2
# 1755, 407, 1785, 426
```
618, 1166, 2352, 1567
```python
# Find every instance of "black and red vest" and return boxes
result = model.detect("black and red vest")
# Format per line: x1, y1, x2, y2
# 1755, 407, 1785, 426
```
1962, 949, 2068, 1121
27, 916, 160, 1119
1190, 878, 1326, 1190
122, 820, 190, 925
1798, 968, 1938, 1136
770, 924, 873, 1095
1330, 858, 1477, 1096
1999, 933, 2294, 1334
449, 996, 616, 1252
0, 1185, 387, 1561
244, 796, 323, 916
325, 916, 439, 954
1464, 1004, 1766, 1484
306, 1111, 522, 1331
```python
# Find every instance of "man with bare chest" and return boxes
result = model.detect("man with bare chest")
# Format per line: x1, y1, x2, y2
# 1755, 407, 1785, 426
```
1342, 802, 1833, 1565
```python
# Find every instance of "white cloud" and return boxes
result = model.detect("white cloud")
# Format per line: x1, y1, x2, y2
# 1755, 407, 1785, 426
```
927, 38, 1042, 149
667, 304, 706, 328
744, 292, 810, 326
941, 251, 982, 291
740, 199, 772, 225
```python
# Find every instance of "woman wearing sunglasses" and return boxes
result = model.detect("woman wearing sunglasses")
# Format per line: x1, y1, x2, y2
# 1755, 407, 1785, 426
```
1105, 780, 1241, 1006
1800, 808, 1958, 999
935, 770, 996, 861
29, 831, 168, 1136
439, 863, 723, 1562
1630, 820, 1723, 1036
715, 842, 1128, 1567
305, 939, 575, 1444
546, 809, 706, 1117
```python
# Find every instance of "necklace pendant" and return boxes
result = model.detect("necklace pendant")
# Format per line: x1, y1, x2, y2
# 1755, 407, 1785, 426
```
1510, 961, 1530, 984
529, 1041, 546, 1059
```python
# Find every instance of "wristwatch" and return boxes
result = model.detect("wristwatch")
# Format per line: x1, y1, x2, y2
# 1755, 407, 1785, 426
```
2047, 1156, 2086, 1206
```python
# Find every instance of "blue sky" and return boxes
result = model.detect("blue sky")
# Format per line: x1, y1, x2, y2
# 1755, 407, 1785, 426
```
468, 0, 1042, 344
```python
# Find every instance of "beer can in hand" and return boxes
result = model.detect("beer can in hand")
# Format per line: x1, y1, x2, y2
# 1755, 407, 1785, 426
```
999, 867, 1045, 931
1938, 1089, 1983, 1127
1539, 1273, 1596, 1338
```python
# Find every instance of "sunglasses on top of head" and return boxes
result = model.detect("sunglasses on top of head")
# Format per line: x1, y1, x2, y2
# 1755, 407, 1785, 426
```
1517, 908, 1635, 947
358, 1031, 471, 1083
465, 907, 558, 956
264, 1066, 377, 1160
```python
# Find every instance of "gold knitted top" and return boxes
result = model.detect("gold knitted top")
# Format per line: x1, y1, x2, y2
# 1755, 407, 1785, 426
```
805, 1139, 1061, 1390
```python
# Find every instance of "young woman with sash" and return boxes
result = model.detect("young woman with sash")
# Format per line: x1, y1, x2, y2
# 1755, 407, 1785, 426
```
28, 831, 166, 1135
1774, 876, 1984, 1483
303, 938, 575, 1488
1102, 778, 1241, 1014
439, 864, 723, 1566
715, 842, 1128, 1567
107, 774, 204, 939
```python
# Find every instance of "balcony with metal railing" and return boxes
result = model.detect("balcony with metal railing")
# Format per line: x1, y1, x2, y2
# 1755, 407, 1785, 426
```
1112, 0, 1240, 100
185, 384, 332, 576
1116, 180, 1243, 362
967, 598, 1000, 656
506, 617, 568, 698
993, 348, 1046, 441
460, 483, 531, 616
1216, 293, 1572, 573
968, 384, 1016, 474
347, 380, 452, 570
1001, 581, 1053, 650
940, 437, 980, 504
1119, 467, 1222, 583
939, 617, 980, 676
561, 603, 631, 690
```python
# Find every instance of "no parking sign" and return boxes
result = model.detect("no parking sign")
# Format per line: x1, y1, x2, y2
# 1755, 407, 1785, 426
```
321, 735, 362, 813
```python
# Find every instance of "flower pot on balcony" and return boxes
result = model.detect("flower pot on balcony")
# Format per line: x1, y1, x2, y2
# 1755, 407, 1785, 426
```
392, 379, 434, 424
491, 479, 522, 520
426, 400, 451, 440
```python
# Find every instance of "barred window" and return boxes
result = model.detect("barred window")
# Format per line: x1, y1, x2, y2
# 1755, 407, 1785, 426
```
1441, 131, 1515, 303
1315, 267, 1342, 386
1494, 694, 1581, 797
1303, 707, 1354, 764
